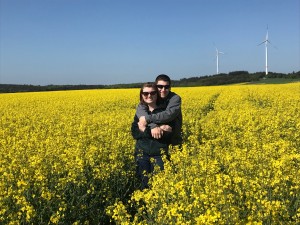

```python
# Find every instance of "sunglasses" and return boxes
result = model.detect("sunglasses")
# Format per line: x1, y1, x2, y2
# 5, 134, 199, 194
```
142, 91, 157, 96
157, 85, 170, 89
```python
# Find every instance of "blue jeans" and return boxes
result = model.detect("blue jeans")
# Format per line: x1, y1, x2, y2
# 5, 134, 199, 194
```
135, 152, 165, 190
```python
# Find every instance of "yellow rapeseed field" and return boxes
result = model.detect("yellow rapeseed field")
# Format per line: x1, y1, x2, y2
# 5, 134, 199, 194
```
1, 83, 299, 224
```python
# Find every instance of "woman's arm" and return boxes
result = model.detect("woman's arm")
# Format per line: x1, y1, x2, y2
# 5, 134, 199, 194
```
142, 93, 181, 124
131, 115, 151, 140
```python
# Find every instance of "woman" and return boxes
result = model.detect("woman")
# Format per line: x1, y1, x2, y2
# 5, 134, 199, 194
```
131, 82, 174, 190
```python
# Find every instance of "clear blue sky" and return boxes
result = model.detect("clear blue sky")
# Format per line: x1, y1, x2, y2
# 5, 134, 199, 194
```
0, 0, 299, 85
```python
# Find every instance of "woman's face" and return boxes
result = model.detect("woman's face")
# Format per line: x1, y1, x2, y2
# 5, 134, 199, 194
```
141, 87, 157, 104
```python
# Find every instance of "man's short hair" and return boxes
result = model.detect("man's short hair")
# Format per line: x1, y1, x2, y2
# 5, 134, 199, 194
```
155, 74, 171, 85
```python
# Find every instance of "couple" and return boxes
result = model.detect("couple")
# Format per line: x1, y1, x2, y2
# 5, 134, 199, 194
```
131, 74, 182, 190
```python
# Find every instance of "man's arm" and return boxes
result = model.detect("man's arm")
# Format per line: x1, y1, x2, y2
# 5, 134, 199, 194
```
136, 103, 165, 139
135, 103, 149, 119
136, 103, 158, 129
145, 93, 181, 124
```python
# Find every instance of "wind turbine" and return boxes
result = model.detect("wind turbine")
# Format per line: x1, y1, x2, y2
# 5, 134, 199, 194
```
216, 48, 224, 74
258, 27, 270, 75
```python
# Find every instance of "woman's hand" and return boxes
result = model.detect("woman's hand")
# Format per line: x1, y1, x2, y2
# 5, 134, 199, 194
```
159, 125, 172, 132
138, 121, 146, 132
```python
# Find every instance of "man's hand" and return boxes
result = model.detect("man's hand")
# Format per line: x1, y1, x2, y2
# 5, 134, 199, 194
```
151, 127, 163, 139
160, 125, 172, 132
139, 116, 147, 127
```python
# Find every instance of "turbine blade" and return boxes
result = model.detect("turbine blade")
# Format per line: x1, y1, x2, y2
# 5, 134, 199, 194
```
258, 40, 266, 46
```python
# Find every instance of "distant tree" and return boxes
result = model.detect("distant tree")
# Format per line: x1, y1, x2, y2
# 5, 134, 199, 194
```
1, 71, 299, 93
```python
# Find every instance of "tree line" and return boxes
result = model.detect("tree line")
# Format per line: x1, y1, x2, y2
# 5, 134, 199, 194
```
1, 71, 299, 93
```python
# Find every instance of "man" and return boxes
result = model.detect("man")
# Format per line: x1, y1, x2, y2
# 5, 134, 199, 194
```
136, 74, 183, 146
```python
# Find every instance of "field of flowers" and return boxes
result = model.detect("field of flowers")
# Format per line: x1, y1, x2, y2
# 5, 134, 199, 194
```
1, 83, 299, 224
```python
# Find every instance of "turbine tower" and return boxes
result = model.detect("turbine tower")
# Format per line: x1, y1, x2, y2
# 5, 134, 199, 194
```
216, 48, 224, 74
258, 28, 270, 75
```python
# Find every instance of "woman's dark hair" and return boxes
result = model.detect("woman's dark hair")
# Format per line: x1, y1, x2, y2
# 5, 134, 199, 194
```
139, 82, 161, 105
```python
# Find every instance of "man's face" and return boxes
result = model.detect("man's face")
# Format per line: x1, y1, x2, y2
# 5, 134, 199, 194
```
156, 80, 170, 99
